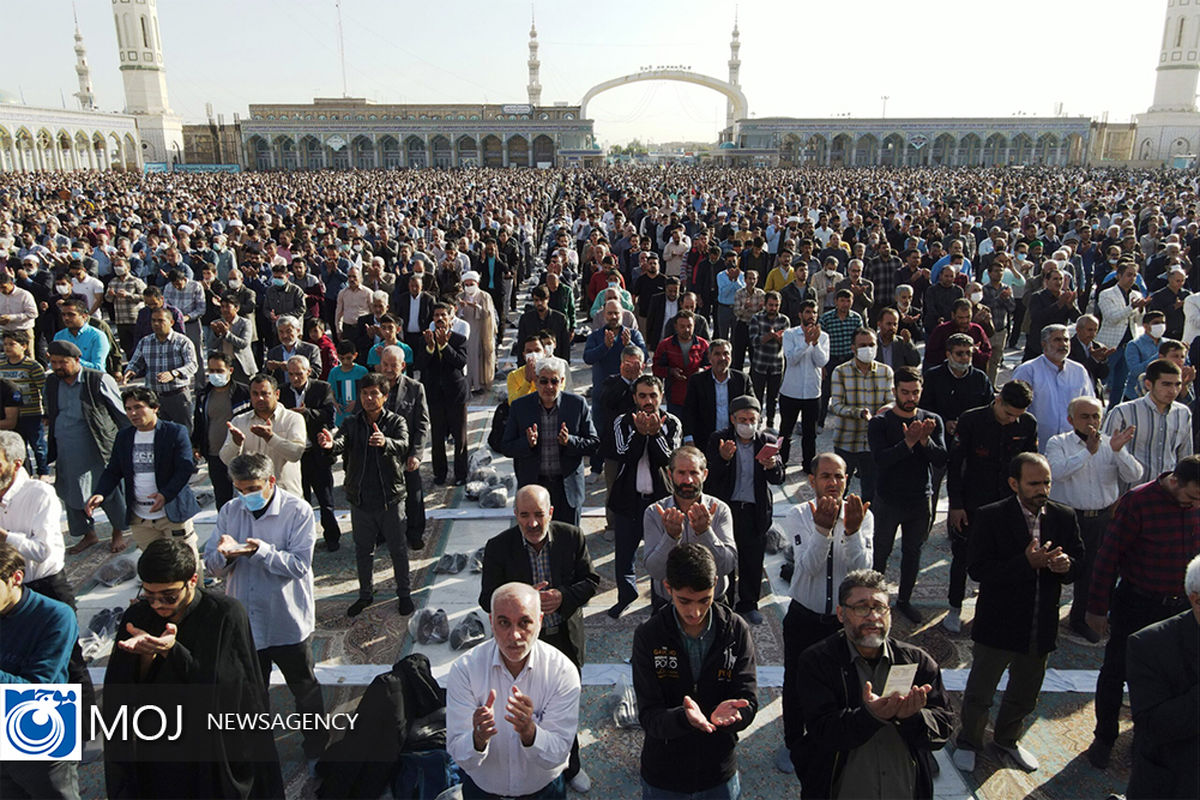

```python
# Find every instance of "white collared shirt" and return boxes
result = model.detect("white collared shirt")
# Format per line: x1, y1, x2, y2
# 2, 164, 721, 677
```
785, 500, 873, 615
1046, 429, 1145, 511
0, 469, 65, 582
446, 639, 581, 797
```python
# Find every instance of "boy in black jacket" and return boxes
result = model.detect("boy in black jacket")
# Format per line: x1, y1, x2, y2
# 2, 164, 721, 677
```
632, 543, 758, 798
791, 568, 954, 799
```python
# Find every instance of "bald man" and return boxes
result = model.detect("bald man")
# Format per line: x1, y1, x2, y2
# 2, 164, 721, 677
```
478, 485, 599, 791
448, 581, 582, 799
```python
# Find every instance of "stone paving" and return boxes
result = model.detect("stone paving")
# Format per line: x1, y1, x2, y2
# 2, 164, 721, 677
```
66, 341, 1135, 800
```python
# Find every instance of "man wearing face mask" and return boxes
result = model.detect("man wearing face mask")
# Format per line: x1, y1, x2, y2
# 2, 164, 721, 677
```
104, 256, 146, 357
202, 452, 326, 768
192, 352, 250, 509
1122, 311, 1169, 401
705, 395, 785, 624
868, 367, 947, 624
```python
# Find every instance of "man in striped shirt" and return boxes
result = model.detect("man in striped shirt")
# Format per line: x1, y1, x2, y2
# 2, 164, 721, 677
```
1084, 454, 1200, 769
828, 328, 894, 503
1102, 359, 1192, 495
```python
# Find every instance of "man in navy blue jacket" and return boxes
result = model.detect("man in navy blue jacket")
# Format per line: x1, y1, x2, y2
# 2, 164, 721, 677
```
501, 356, 599, 526
86, 387, 200, 558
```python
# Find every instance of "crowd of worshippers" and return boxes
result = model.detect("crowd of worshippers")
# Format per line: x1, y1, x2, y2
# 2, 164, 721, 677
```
0, 164, 1198, 800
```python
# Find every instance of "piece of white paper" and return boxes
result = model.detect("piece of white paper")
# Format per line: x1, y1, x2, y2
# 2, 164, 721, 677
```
881, 663, 919, 697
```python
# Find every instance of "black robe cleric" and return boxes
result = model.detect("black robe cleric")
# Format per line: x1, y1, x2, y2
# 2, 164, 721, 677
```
103, 589, 285, 799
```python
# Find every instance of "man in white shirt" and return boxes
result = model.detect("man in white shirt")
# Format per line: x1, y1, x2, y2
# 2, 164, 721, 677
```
219, 374, 307, 496
446, 582, 581, 799
1045, 397, 1142, 643
202, 453, 326, 764
778, 300, 829, 471
779, 452, 873, 772
334, 267, 373, 337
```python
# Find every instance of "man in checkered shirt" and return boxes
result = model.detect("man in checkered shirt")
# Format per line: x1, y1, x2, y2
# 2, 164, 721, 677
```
747, 292, 790, 429
827, 327, 893, 503
123, 306, 198, 433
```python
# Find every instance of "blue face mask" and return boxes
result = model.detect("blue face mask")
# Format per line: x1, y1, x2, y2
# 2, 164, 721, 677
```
272, 277, 286, 287
240, 487, 271, 512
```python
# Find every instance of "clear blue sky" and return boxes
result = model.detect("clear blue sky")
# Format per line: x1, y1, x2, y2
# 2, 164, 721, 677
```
5, 0, 1167, 146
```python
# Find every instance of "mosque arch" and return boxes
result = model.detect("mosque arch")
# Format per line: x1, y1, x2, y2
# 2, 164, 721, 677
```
855, 134, 879, 166
579, 69, 749, 123
931, 133, 956, 166
455, 135, 478, 166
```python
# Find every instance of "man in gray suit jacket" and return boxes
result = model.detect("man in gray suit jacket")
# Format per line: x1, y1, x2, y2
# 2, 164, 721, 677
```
379, 345, 430, 549
206, 297, 257, 383
876, 308, 921, 370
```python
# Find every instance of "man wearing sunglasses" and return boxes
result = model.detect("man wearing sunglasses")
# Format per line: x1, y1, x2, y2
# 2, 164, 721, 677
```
104, 538, 283, 798
501, 356, 599, 526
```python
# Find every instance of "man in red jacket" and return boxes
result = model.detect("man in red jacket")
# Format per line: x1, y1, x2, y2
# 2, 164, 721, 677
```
653, 310, 709, 418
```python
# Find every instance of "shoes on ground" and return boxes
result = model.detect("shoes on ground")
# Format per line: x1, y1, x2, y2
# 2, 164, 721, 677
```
347, 598, 371, 618
942, 607, 962, 633
397, 595, 416, 616
450, 611, 487, 650
1069, 618, 1103, 644
952, 745, 976, 772
612, 681, 640, 729
607, 597, 634, 619
469, 546, 485, 573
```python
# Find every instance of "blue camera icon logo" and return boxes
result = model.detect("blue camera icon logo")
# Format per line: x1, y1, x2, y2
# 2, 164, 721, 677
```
0, 685, 81, 761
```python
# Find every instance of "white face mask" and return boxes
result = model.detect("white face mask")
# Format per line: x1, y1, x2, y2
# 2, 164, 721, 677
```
826, 269, 838, 278
464, 284, 479, 297
735, 422, 758, 440
1150, 323, 1167, 338
856, 345, 877, 363
207, 371, 230, 387
969, 291, 983, 304
947, 358, 971, 375
55, 284, 71, 295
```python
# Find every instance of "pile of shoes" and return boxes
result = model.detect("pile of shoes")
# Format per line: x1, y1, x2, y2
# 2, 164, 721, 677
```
449, 611, 488, 650
779, 543, 795, 583
468, 547, 485, 573
413, 608, 450, 644
480, 486, 508, 508
95, 555, 138, 587
465, 470, 515, 506
764, 525, 787, 555
80, 605, 126, 661
434, 553, 469, 574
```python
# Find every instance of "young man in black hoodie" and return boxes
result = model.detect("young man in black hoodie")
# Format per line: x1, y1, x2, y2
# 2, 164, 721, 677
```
632, 543, 758, 799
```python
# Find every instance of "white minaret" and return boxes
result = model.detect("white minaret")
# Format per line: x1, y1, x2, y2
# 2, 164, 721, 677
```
1136, 0, 1200, 163
726, 17, 741, 129
1150, 0, 1200, 112
527, 13, 542, 108
72, 8, 96, 111
112, 0, 184, 164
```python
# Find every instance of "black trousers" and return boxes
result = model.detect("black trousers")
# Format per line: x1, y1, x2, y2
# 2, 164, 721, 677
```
727, 501, 766, 613
751, 371, 782, 427
948, 516, 972, 609
404, 466, 426, 540
818, 354, 851, 426
429, 398, 468, 483
872, 494, 931, 605
539, 475, 580, 527
731, 320, 751, 371
25, 571, 96, 737
1093, 582, 1188, 744
207, 452, 234, 510
1069, 509, 1111, 624
782, 600, 842, 746
301, 451, 339, 545
258, 636, 328, 759
778, 395, 818, 472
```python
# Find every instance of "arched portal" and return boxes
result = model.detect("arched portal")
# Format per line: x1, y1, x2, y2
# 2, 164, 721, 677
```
579, 69, 749, 124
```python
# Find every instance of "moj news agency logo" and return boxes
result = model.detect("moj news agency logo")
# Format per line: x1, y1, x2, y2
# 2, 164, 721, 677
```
0, 685, 81, 761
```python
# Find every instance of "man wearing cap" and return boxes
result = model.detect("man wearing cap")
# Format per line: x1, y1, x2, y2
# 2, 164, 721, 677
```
44, 339, 132, 554
706, 392, 786, 621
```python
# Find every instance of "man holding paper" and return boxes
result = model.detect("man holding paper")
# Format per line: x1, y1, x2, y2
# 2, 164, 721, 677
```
952, 453, 1083, 773
704, 394, 785, 625
791, 568, 954, 797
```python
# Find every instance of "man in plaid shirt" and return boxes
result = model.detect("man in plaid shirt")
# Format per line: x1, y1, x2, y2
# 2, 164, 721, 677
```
866, 243, 902, 322
828, 327, 893, 503
164, 269, 207, 391
104, 255, 146, 357
818, 290, 866, 426
123, 307, 198, 433
1083, 454, 1200, 769
747, 292, 789, 428
731, 270, 765, 373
